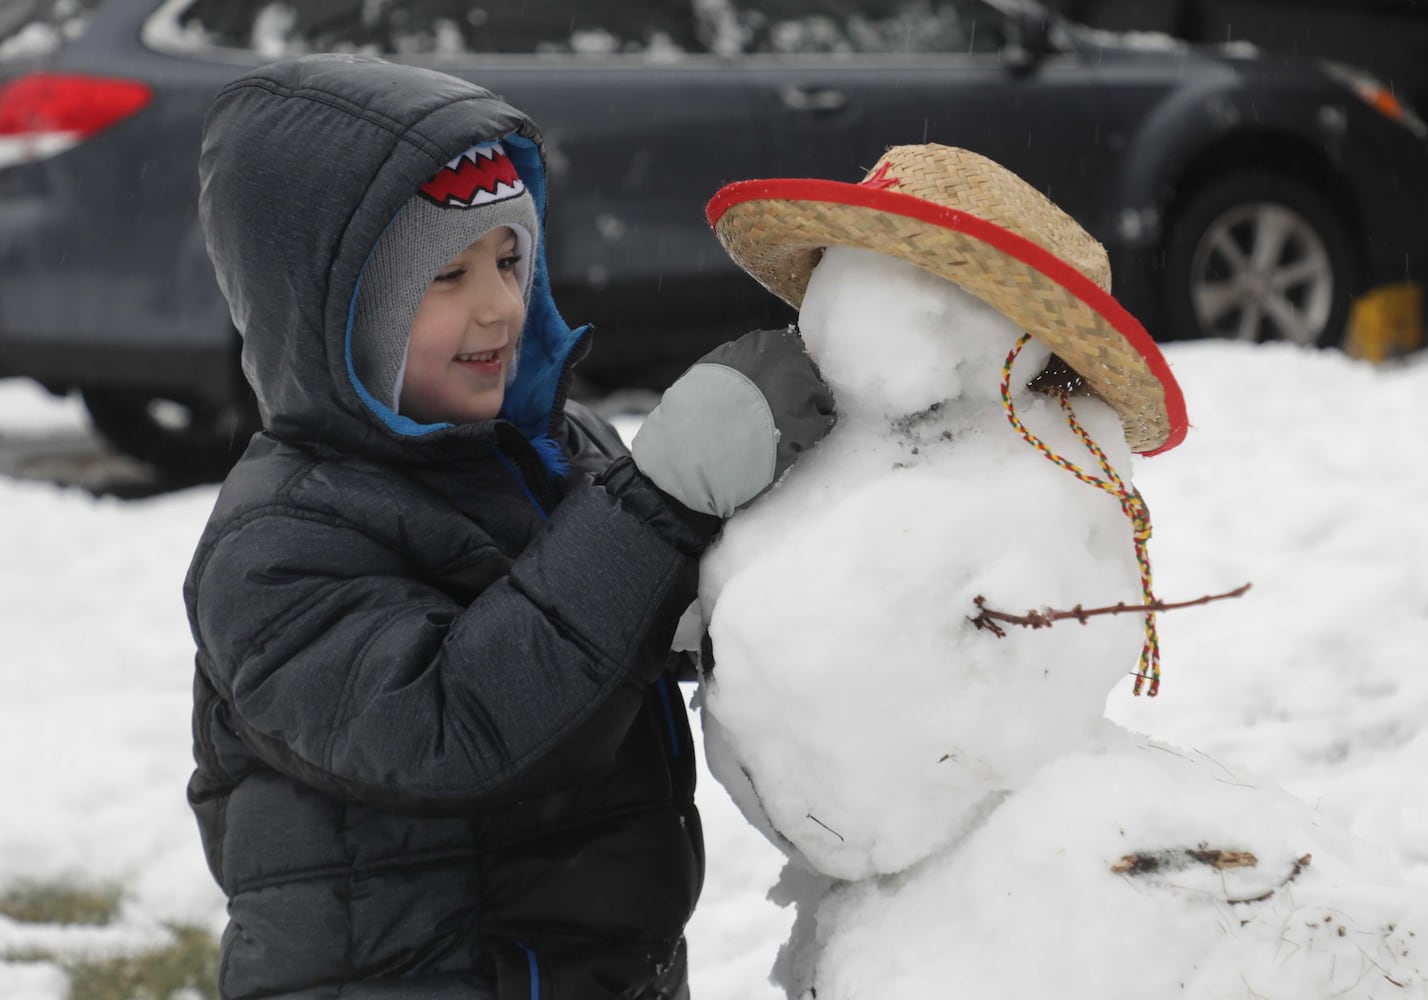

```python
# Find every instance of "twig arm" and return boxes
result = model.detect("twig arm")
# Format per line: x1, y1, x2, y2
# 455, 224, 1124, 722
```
969, 582, 1252, 635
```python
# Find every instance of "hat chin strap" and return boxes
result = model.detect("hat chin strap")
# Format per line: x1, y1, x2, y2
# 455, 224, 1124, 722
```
506, 337, 521, 387
391, 352, 410, 415
999, 332, 1161, 698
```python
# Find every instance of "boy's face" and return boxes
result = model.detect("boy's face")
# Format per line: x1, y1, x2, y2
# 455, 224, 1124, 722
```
400, 226, 526, 424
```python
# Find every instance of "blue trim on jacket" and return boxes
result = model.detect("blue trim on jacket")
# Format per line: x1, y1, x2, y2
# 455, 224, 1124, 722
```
521, 944, 540, 1000
656, 675, 682, 758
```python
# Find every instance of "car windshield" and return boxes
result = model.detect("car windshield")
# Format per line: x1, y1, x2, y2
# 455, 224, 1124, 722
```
0, 0, 102, 61
148, 0, 1006, 59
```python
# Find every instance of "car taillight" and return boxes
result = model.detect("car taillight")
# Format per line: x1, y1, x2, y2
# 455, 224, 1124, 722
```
0, 72, 151, 168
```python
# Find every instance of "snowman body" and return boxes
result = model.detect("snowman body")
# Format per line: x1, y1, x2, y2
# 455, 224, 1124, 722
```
698, 246, 1147, 880
697, 247, 1428, 999
792, 723, 1428, 1000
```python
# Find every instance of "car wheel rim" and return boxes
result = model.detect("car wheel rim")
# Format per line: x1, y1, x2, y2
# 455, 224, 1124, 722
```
1189, 202, 1335, 346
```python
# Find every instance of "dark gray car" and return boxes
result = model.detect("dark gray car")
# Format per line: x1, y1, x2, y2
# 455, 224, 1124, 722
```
2, 0, 1426, 473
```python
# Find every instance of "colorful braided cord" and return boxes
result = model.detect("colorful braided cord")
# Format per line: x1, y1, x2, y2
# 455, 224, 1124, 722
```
999, 333, 1161, 696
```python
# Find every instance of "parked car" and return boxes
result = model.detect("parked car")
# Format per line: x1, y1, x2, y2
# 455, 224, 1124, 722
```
1, 0, 1426, 474
1046, 0, 1428, 113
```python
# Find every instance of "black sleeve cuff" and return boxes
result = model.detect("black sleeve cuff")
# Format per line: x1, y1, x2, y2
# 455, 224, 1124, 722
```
595, 457, 722, 553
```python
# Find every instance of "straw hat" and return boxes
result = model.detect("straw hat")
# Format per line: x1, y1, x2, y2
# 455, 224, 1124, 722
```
706, 144, 1187, 455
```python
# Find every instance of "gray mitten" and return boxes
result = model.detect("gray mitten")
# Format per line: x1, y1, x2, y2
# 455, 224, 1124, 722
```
632, 327, 836, 518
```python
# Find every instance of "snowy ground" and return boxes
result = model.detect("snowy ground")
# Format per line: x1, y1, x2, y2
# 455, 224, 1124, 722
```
0, 339, 1424, 998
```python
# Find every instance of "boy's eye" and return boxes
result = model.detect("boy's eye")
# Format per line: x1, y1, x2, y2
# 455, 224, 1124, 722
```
433, 267, 464, 284
498, 254, 522, 273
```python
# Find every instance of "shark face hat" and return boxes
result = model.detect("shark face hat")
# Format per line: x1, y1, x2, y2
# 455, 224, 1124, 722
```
352, 141, 539, 416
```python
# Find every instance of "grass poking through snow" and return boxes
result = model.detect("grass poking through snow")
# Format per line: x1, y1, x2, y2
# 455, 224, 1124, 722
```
0, 881, 122, 926
0, 880, 220, 999
64, 923, 219, 1000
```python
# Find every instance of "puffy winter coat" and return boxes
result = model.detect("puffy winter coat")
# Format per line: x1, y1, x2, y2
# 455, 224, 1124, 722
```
184, 55, 710, 999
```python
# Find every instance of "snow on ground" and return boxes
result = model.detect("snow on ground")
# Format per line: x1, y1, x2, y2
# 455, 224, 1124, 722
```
1108, 341, 1428, 891
0, 340, 1425, 998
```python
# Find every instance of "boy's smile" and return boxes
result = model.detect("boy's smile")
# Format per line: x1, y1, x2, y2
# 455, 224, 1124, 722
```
454, 349, 502, 371
399, 226, 526, 424
452, 343, 509, 380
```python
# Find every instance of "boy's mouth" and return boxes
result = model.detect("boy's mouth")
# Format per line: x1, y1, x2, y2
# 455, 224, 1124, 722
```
453, 348, 504, 377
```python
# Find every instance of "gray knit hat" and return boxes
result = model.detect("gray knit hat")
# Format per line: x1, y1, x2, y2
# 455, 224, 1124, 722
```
352, 140, 539, 414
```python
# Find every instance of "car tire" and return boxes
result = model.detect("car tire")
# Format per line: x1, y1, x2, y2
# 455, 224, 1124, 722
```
81, 386, 259, 478
1162, 171, 1355, 347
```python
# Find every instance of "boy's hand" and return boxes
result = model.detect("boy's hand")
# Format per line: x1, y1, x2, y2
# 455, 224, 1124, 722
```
632, 327, 836, 518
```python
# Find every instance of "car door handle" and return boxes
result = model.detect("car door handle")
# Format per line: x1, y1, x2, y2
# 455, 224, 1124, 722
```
778, 86, 847, 113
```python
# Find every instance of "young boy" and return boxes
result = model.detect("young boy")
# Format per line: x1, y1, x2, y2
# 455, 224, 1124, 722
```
184, 54, 834, 999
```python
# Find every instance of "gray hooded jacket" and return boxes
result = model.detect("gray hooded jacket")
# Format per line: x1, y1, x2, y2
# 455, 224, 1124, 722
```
185, 55, 710, 999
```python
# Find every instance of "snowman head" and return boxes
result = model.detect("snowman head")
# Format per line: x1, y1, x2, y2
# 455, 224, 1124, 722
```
797, 244, 1052, 420
707, 144, 1188, 456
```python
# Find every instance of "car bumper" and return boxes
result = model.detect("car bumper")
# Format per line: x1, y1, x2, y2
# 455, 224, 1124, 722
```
1346, 281, 1423, 360
1338, 115, 1428, 358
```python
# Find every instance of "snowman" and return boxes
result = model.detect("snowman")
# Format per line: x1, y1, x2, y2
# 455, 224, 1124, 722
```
692, 145, 1427, 998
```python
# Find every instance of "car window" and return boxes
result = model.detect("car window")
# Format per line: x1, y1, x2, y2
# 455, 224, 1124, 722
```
151, 1, 1005, 60
0, 0, 102, 61
692, 0, 1008, 56
157, 0, 703, 58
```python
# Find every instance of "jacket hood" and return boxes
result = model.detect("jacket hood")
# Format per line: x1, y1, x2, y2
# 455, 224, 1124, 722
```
198, 54, 584, 464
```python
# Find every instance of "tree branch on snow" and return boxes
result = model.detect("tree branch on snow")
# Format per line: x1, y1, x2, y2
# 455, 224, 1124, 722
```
1225, 853, 1312, 905
1110, 847, 1259, 875
1111, 849, 1313, 906
968, 583, 1252, 637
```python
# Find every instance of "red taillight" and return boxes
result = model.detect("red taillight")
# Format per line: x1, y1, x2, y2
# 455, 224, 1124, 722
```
0, 72, 151, 138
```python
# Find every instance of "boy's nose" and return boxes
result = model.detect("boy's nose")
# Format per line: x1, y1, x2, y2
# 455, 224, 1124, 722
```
468, 267, 523, 326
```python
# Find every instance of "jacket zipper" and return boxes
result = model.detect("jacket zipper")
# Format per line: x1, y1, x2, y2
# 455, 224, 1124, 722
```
495, 444, 555, 520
